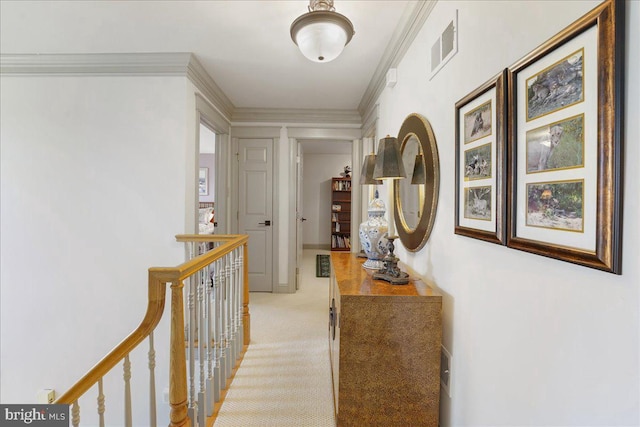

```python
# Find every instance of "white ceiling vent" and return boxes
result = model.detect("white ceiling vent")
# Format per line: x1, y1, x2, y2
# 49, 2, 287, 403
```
430, 10, 458, 80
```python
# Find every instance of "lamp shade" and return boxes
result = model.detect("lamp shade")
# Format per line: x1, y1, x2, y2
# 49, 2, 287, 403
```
411, 154, 426, 184
373, 136, 406, 180
360, 154, 383, 185
290, 3, 354, 63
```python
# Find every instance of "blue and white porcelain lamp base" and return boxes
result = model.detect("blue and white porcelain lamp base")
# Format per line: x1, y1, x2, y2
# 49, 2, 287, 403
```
359, 197, 389, 270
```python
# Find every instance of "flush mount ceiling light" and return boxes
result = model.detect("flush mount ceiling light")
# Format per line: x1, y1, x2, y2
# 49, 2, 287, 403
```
290, 0, 355, 63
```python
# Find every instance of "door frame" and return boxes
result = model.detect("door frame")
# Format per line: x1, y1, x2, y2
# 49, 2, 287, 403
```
295, 141, 303, 290
289, 132, 364, 289
195, 94, 230, 234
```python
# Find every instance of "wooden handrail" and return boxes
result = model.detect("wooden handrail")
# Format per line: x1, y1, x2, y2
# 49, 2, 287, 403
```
151, 235, 248, 282
54, 233, 250, 427
55, 273, 166, 404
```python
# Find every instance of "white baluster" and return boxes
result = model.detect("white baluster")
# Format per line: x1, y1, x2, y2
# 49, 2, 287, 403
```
234, 247, 242, 359
225, 254, 232, 379
206, 262, 215, 415
71, 400, 80, 427
229, 249, 237, 364
148, 332, 157, 427
212, 258, 221, 402
187, 275, 197, 425
217, 256, 227, 391
97, 378, 105, 427
198, 265, 206, 426
237, 248, 244, 352
123, 355, 132, 427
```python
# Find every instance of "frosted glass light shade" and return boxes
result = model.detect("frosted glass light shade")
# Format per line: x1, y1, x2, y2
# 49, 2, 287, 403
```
290, 10, 354, 63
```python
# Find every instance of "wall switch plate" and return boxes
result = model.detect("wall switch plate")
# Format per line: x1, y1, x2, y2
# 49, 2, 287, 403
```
440, 345, 452, 397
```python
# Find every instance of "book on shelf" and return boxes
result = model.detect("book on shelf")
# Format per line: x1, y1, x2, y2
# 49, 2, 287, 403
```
332, 234, 351, 249
332, 180, 351, 191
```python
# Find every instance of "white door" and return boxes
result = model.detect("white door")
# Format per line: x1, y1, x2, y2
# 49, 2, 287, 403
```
238, 139, 273, 292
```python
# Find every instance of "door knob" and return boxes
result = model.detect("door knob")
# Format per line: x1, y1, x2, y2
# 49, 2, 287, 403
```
301, 217, 307, 222
259, 220, 271, 226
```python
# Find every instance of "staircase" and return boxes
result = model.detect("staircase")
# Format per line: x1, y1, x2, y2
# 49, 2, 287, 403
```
54, 234, 250, 427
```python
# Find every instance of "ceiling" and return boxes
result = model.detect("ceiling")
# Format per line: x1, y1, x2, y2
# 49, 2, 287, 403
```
0, 0, 417, 113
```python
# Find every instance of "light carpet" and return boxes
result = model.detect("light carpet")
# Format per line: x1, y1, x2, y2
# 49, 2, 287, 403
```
213, 250, 336, 427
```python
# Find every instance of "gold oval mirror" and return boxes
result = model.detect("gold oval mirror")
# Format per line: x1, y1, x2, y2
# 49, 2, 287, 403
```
394, 113, 440, 252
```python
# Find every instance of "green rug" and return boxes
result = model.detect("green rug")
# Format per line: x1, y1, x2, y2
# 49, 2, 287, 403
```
316, 254, 330, 278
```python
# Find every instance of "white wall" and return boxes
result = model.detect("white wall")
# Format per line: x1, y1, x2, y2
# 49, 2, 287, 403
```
0, 75, 191, 424
373, 1, 639, 425
302, 153, 352, 247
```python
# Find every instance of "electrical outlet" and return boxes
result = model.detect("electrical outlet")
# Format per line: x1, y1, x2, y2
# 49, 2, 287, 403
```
440, 346, 452, 397
36, 389, 56, 404
163, 387, 170, 404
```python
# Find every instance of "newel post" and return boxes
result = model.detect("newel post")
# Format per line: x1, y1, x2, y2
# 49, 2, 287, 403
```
169, 280, 190, 427
243, 242, 250, 345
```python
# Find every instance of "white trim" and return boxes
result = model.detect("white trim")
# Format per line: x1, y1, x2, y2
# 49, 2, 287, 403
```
187, 55, 234, 121
230, 138, 240, 233
232, 108, 361, 126
287, 137, 298, 292
272, 136, 284, 293
351, 139, 363, 254
195, 94, 230, 134
231, 121, 361, 129
231, 126, 362, 140
0, 52, 235, 122
286, 127, 363, 140
362, 104, 379, 138
214, 133, 229, 234
0, 53, 192, 76
0, 52, 192, 75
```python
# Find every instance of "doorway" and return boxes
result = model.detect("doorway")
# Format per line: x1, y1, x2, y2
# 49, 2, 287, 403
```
298, 140, 354, 251
199, 124, 216, 226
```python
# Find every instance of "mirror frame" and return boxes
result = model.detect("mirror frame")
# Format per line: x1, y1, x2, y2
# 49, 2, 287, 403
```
394, 113, 440, 252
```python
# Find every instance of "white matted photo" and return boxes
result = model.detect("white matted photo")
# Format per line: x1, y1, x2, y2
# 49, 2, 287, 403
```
506, 0, 623, 274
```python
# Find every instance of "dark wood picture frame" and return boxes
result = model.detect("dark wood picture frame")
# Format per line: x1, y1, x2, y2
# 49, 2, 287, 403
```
507, 0, 624, 274
455, 70, 508, 245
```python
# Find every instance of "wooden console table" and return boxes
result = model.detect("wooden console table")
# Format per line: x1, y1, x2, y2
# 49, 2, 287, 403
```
329, 252, 442, 426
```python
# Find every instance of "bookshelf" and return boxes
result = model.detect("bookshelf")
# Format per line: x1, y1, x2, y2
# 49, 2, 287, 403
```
331, 177, 351, 251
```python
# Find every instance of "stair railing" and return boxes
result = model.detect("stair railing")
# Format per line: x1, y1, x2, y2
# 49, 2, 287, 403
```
54, 234, 250, 427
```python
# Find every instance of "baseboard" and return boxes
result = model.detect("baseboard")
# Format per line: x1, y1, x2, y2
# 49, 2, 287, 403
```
303, 244, 331, 250
274, 283, 295, 294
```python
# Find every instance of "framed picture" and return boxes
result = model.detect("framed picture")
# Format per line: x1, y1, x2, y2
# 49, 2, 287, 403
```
199, 167, 209, 196
507, 0, 624, 274
454, 70, 507, 244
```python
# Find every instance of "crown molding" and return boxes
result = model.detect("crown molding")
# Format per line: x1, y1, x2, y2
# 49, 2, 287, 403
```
0, 52, 193, 75
361, 103, 379, 138
232, 108, 362, 128
0, 52, 235, 121
358, 0, 438, 117
187, 55, 234, 121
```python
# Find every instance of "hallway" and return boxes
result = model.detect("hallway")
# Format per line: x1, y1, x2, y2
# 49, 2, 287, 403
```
213, 250, 336, 426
